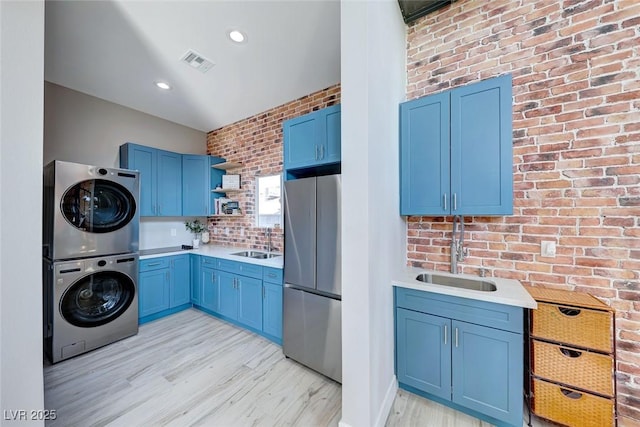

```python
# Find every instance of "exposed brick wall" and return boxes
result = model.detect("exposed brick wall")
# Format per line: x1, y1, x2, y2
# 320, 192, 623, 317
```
205, 84, 340, 251
406, 0, 639, 423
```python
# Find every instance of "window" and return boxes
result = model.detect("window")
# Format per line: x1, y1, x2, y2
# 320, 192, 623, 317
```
256, 174, 282, 228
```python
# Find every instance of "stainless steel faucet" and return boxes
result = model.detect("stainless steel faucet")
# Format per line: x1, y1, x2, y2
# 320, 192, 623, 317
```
450, 215, 466, 274
266, 227, 273, 254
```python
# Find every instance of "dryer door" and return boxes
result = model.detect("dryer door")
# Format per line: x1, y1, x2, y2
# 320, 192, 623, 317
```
60, 271, 136, 327
61, 179, 136, 233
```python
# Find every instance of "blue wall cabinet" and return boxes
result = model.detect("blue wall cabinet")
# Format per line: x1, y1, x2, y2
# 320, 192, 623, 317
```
156, 150, 182, 216
396, 308, 451, 400
201, 265, 219, 312
170, 255, 190, 307
190, 255, 201, 305
120, 143, 182, 216
237, 276, 263, 330
400, 92, 450, 215
400, 75, 512, 216
120, 144, 156, 216
182, 155, 210, 216
283, 104, 341, 171
394, 287, 523, 426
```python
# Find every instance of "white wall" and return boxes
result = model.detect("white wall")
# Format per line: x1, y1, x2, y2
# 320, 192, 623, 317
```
44, 82, 206, 168
44, 82, 208, 245
139, 217, 207, 249
0, 1, 46, 425
340, 1, 406, 426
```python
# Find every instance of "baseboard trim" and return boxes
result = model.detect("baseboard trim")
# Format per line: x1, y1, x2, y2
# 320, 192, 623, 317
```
374, 375, 398, 427
338, 376, 398, 427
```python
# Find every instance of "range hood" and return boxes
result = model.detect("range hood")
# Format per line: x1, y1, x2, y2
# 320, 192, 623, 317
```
397, 0, 454, 24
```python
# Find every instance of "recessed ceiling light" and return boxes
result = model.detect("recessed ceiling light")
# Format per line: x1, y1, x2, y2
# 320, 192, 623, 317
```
228, 30, 246, 43
155, 81, 171, 90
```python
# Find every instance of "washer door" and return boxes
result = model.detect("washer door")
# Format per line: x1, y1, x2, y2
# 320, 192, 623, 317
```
61, 179, 136, 233
60, 271, 135, 327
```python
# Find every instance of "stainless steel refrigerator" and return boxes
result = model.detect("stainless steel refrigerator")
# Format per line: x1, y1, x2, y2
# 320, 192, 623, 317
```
283, 174, 342, 383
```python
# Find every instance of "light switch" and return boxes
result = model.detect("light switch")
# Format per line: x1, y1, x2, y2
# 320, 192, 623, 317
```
170, 228, 177, 237
541, 241, 556, 257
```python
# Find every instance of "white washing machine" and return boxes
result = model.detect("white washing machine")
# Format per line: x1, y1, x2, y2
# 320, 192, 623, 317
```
43, 160, 139, 260
43, 253, 139, 363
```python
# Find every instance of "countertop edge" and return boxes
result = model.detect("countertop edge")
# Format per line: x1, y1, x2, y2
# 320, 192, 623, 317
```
139, 246, 283, 269
392, 267, 537, 309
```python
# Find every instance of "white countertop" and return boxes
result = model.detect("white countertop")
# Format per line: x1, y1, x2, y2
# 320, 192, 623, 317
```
139, 244, 283, 269
393, 265, 536, 309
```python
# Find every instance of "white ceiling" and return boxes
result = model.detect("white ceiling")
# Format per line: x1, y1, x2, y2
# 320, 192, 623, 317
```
44, 1, 341, 132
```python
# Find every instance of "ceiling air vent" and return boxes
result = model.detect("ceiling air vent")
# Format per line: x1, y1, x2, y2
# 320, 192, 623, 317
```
181, 50, 215, 73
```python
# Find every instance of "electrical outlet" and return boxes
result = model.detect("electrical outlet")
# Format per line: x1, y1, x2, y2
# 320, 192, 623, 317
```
170, 228, 176, 237
541, 240, 556, 257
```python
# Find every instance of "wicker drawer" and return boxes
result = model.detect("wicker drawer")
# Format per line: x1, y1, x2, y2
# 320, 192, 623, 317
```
532, 339, 614, 397
531, 302, 612, 352
532, 378, 614, 427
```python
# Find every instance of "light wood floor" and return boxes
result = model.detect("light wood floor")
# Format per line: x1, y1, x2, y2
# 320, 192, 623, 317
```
45, 309, 553, 427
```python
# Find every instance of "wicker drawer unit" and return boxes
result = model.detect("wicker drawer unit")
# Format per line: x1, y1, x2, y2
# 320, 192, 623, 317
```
526, 286, 616, 427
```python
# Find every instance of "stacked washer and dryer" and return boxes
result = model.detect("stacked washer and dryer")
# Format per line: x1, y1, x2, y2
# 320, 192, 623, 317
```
43, 160, 140, 363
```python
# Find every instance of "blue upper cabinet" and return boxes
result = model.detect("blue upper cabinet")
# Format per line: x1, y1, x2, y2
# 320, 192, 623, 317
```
182, 155, 210, 216
400, 92, 450, 215
120, 144, 156, 216
120, 143, 182, 217
450, 75, 513, 215
284, 104, 341, 171
322, 105, 341, 165
156, 150, 182, 216
284, 113, 320, 169
400, 75, 513, 216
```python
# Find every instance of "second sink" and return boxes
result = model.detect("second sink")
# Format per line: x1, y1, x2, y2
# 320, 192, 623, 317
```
231, 251, 281, 259
416, 273, 497, 292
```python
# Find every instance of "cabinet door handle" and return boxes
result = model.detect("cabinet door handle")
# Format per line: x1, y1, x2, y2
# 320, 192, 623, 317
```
146, 262, 161, 267
444, 324, 448, 346
262, 286, 266, 299
268, 273, 276, 278
166, 271, 170, 280
443, 193, 447, 211
453, 193, 457, 211
158, 204, 162, 215
454, 327, 459, 348
314, 145, 319, 160
320, 145, 324, 159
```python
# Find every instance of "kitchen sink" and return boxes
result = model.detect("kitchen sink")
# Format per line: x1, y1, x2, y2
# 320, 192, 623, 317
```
416, 273, 497, 292
231, 251, 281, 259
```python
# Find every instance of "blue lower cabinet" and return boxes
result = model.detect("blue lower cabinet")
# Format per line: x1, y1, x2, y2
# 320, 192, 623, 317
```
138, 255, 191, 323
190, 255, 201, 305
170, 255, 190, 307
238, 276, 263, 330
396, 308, 451, 400
139, 268, 170, 317
452, 320, 523, 426
262, 282, 283, 341
214, 270, 264, 332
395, 287, 523, 427
218, 271, 237, 319
201, 266, 219, 312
